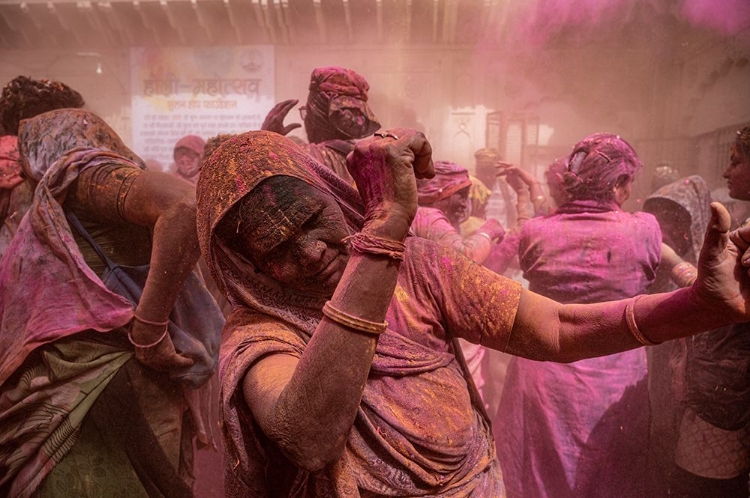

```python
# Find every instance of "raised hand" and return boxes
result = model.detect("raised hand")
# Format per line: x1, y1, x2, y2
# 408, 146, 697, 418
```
347, 129, 434, 239
261, 99, 302, 136
693, 202, 750, 321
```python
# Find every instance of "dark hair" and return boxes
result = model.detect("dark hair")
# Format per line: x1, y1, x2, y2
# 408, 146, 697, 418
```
0, 76, 85, 135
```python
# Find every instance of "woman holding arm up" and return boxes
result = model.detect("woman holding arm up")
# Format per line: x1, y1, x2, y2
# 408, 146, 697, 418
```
197, 129, 750, 497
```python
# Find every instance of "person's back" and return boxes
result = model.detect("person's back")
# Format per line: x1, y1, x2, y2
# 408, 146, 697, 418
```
494, 133, 660, 498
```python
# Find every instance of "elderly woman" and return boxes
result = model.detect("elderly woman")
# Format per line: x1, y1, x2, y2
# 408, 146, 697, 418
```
0, 109, 223, 497
494, 133, 661, 498
413, 160, 505, 262
261, 66, 380, 183
197, 128, 750, 497
644, 128, 750, 497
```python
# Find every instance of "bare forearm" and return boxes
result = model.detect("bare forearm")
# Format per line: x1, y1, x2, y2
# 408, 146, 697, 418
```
506, 287, 734, 363
269, 251, 401, 469
137, 200, 201, 321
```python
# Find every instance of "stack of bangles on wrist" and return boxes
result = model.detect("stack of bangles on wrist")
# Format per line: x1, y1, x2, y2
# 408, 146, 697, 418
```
127, 314, 170, 348
342, 232, 406, 261
322, 301, 388, 335
670, 262, 698, 287
624, 295, 660, 346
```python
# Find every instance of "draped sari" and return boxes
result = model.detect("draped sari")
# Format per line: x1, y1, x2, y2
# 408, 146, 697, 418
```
196, 131, 523, 497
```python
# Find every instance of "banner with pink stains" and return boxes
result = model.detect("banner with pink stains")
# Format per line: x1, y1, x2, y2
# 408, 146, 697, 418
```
130, 46, 274, 172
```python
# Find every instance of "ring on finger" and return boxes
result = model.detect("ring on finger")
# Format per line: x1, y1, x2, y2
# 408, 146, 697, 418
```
374, 132, 400, 140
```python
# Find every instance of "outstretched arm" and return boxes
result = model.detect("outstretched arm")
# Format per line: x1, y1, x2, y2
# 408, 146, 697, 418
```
500, 203, 750, 362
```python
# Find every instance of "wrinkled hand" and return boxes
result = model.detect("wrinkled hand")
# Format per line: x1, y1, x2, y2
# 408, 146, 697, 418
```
692, 202, 750, 321
261, 99, 302, 136
496, 161, 536, 193
130, 320, 194, 372
478, 218, 505, 243
347, 129, 433, 239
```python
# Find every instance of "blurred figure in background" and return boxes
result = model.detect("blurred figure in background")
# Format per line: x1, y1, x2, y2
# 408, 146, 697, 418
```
495, 133, 660, 498
171, 134, 205, 185
261, 66, 380, 183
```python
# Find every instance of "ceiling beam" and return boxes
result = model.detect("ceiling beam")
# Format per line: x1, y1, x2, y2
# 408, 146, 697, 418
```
133, 0, 163, 45
222, 0, 243, 44
191, 0, 213, 43
160, 0, 187, 45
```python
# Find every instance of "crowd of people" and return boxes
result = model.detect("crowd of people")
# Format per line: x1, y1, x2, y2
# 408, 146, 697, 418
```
0, 68, 749, 498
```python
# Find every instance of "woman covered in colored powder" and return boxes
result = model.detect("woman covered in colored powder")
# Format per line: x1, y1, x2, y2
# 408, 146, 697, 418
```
411, 160, 505, 406
494, 133, 660, 498
0, 75, 87, 261
196, 128, 750, 497
0, 109, 223, 497
171, 134, 205, 184
645, 128, 750, 497
261, 66, 380, 184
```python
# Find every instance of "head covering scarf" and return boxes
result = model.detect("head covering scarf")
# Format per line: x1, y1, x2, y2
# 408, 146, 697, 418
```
643, 175, 711, 266
0, 109, 142, 383
196, 130, 364, 333
416, 160, 472, 206
197, 131, 503, 497
305, 66, 380, 140
563, 132, 642, 202
174, 134, 205, 157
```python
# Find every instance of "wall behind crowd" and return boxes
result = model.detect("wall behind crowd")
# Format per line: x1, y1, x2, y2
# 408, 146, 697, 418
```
1, 36, 748, 203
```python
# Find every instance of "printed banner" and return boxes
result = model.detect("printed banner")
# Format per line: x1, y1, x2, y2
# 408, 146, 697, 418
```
131, 46, 274, 171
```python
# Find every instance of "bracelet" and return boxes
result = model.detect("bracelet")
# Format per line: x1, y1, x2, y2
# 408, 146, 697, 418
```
322, 301, 388, 335
477, 231, 493, 242
624, 296, 659, 346
133, 314, 170, 328
343, 232, 406, 261
128, 327, 169, 348
670, 262, 698, 288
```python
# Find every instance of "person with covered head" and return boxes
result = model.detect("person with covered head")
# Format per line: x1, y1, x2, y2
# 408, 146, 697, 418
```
195, 126, 750, 497
412, 159, 505, 263
0, 109, 223, 497
261, 66, 380, 183
0, 75, 87, 260
494, 133, 661, 498
171, 134, 205, 185
642, 126, 750, 497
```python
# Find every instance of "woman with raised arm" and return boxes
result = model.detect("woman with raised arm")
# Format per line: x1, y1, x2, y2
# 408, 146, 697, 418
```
197, 128, 750, 497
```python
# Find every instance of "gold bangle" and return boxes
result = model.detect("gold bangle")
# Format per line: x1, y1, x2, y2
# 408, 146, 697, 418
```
322, 301, 388, 335
133, 314, 170, 328
128, 327, 169, 348
670, 262, 697, 287
624, 296, 659, 346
